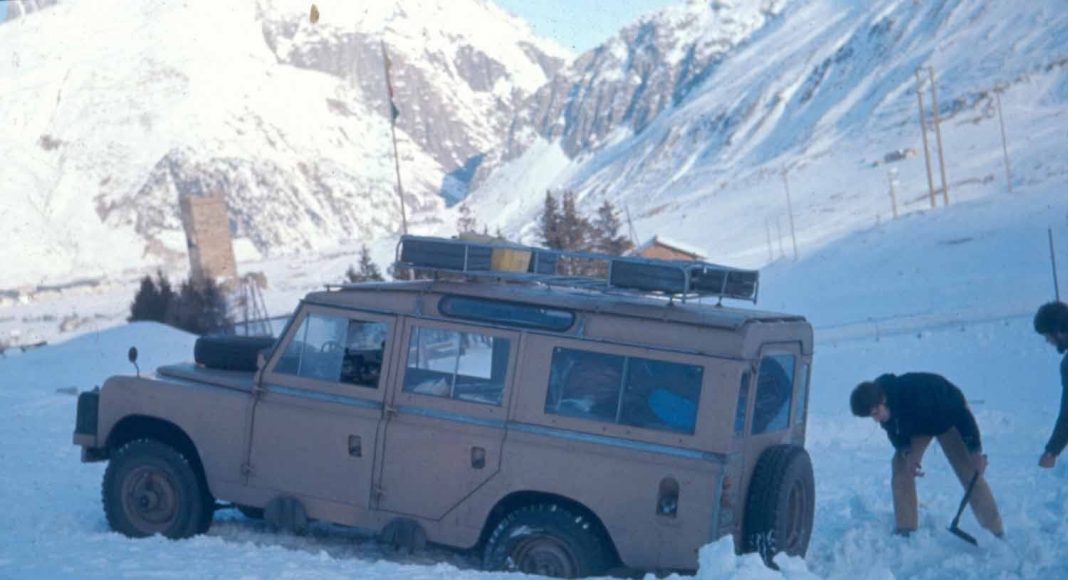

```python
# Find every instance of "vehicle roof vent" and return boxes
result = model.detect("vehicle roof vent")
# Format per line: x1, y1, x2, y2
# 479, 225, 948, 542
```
379, 235, 759, 303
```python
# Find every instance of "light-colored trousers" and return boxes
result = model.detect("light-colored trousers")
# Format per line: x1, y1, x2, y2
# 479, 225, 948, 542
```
891, 428, 1004, 535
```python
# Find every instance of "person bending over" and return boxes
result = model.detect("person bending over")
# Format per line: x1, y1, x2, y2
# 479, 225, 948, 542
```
850, 372, 1004, 537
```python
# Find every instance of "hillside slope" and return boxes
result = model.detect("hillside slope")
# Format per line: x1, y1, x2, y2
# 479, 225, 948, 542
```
465, 0, 1068, 271
0, 0, 566, 288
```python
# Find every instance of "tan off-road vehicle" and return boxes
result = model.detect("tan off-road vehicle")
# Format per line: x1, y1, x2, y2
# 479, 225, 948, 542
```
74, 235, 814, 577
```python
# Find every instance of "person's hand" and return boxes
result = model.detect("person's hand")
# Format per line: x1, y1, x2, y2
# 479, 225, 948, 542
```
904, 451, 924, 477
1039, 452, 1057, 469
971, 452, 988, 476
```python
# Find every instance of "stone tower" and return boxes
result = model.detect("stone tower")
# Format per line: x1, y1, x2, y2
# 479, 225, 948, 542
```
179, 192, 237, 285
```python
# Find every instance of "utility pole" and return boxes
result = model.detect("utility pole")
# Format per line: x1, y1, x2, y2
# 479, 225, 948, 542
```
887, 168, 899, 219
1051, 228, 1061, 301
782, 167, 799, 260
928, 66, 950, 206
381, 41, 409, 236
310, 4, 407, 237
915, 69, 937, 208
775, 216, 785, 259
765, 217, 774, 262
995, 89, 1013, 193
624, 204, 640, 247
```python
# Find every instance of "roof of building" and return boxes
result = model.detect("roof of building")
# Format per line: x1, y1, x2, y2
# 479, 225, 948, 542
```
632, 235, 707, 259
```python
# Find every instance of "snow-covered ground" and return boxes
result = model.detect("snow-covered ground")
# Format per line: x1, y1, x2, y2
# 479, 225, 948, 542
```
1, 185, 1066, 578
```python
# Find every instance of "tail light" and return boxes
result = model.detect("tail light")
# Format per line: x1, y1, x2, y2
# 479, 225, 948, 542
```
720, 475, 734, 509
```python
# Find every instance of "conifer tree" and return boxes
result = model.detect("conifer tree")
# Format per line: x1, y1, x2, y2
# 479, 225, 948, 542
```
538, 191, 563, 249
559, 190, 592, 252
129, 271, 174, 323
592, 200, 634, 256
456, 204, 478, 234
167, 278, 231, 335
347, 245, 384, 283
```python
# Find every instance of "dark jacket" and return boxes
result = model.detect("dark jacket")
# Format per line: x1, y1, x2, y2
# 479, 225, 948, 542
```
1045, 354, 1068, 456
875, 373, 982, 453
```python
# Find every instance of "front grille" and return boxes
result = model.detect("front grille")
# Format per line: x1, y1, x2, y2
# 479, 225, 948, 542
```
75, 390, 99, 436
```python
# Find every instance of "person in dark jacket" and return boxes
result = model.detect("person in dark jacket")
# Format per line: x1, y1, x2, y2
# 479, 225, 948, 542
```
851, 373, 1004, 537
1033, 301, 1068, 468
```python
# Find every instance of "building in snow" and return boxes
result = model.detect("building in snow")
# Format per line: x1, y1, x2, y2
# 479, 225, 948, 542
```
630, 235, 706, 261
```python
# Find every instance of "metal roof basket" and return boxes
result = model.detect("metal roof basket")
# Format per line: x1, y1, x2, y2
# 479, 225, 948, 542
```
394, 236, 759, 303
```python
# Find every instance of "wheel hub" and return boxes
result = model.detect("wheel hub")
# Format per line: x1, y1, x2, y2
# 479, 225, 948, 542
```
122, 466, 179, 532
514, 536, 577, 577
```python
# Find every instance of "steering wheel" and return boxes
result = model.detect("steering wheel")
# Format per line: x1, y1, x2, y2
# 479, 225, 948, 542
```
319, 340, 344, 354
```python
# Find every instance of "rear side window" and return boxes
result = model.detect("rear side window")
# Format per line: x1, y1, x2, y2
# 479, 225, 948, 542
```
734, 372, 751, 436
795, 363, 810, 426
274, 313, 388, 389
545, 347, 703, 435
439, 296, 574, 331
752, 355, 795, 434
403, 326, 511, 405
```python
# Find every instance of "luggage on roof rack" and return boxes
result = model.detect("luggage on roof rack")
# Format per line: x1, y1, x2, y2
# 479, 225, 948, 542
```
394, 235, 759, 302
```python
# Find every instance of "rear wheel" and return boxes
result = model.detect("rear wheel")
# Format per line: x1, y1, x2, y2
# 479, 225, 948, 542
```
743, 445, 815, 568
102, 439, 212, 539
483, 503, 611, 578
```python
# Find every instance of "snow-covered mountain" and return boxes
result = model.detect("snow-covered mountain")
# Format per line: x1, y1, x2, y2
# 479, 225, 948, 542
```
502, 0, 786, 161
466, 0, 1068, 268
1, 0, 59, 22
0, 0, 566, 288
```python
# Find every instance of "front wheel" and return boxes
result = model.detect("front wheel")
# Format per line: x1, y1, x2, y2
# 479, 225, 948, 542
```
483, 504, 612, 578
102, 439, 212, 539
743, 444, 815, 568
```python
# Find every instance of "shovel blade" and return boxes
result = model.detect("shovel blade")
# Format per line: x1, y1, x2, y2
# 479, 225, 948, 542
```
949, 525, 978, 546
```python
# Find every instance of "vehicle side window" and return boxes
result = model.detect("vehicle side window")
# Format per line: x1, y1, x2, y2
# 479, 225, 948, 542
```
403, 326, 510, 405
795, 363, 810, 426
752, 354, 795, 434
439, 296, 574, 331
274, 313, 388, 389
620, 357, 702, 434
545, 348, 624, 423
734, 371, 750, 436
545, 347, 703, 435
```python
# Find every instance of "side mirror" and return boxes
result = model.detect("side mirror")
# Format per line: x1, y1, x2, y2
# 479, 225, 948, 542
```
128, 347, 140, 377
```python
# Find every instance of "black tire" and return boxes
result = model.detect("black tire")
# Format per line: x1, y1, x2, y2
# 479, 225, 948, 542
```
102, 439, 213, 539
743, 444, 815, 569
483, 503, 612, 578
194, 335, 275, 371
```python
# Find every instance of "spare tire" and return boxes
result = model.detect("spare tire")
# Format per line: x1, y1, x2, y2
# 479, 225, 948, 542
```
743, 444, 815, 569
194, 335, 276, 371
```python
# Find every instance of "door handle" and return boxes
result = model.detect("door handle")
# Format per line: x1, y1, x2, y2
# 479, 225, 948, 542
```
348, 435, 362, 457
471, 446, 486, 469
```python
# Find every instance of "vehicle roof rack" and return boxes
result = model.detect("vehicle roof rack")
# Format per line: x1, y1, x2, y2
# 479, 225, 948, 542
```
392, 235, 759, 303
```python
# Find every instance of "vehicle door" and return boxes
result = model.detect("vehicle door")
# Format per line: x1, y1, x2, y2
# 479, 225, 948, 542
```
246, 305, 395, 521
739, 343, 804, 471
373, 318, 518, 520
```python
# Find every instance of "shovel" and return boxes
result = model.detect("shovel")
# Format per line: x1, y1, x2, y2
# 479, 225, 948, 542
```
948, 471, 980, 545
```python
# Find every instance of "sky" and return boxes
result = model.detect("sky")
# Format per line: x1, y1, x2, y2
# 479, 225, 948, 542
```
0, 2, 8, 22
492, 0, 679, 53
